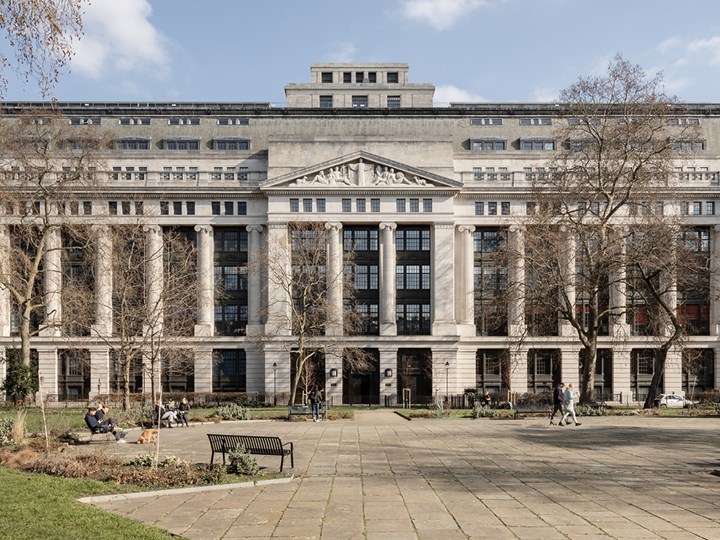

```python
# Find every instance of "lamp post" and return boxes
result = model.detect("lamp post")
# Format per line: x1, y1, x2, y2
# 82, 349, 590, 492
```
273, 362, 277, 406
445, 361, 450, 406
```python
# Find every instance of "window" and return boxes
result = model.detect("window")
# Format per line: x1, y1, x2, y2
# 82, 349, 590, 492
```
368, 72, 377, 83
692, 202, 702, 215
237, 167, 248, 180
409, 198, 419, 212
355, 71, 364, 83
470, 118, 503, 126
217, 118, 249, 125
396, 229, 430, 251
668, 117, 700, 125
303, 198, 312, 212
237, 201, 247, 215
521, 139, 556, 151
108, 201, 118, 215
352, 95, 368, 108
519, 118, 551, 125
224, 201, 234, 215
396, 264, 431, 290
344, 229, 379, 252
387, 72, 399, 83
319, 95, 333, 108
186, 201, 195, 215
168, 118, 199, 125
212, 167, 222, 180
526, 202, 536, 215
706, 201, 715, 216
83, 201, 92, 215
353, 265, 379, 290
475, 202, 485, 216
119, 117, 150, 125
290, 198, 299, 213
114, 138, 150, 150
396, 303, 431, 335
423, 199, 433, 212
342, 198, 351, 212
70, 117, 100, 125
212, 138, 250, 151
316, 199, 326, 213
501, 202, 510, 215
173, 201, 182, 215
672, 139, 706, 151
163, 139, 200, 150
396, 199, 406, 212
356, 198, 366, 212
488, 202, 497, 215
470, 138, 506, 151
211, 201, 221, 215
387, 96, 401, 109
160, 201, 169, 215
371, 198, 380, 212
321, 71, 333, 83
343, 72, 352, 83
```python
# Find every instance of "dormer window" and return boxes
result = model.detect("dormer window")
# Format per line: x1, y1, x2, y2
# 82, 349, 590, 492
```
321, 72, 333, 83
387, 72, 399, 83
352, 96, 368, 108
212, 137, 250, 151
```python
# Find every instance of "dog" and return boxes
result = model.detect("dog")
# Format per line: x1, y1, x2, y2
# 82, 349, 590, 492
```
136, 428, 158, 444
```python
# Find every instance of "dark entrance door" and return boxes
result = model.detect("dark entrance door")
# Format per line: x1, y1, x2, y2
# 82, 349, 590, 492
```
342, 348, 379, 405
397, 348, 433, 405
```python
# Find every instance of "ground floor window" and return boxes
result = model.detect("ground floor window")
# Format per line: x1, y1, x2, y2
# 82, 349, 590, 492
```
397, 348, 432, 405
342, 348, 379, 405
476, 349, 509, 396
631, 349, 662, 401
212, 349, 246, 392
58, 349, 90, 401
527, 349, 559, 393
580, 349, 613, 401
682, 349, 714, 397
161, 349, 195, 393
110, 352, 143, 394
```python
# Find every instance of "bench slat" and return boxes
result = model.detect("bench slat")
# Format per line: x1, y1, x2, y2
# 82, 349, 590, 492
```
207, 434, 294, 471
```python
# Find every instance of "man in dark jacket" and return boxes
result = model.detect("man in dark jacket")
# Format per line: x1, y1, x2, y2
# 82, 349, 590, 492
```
84, 406, 125, 442
549, 383, 565, 425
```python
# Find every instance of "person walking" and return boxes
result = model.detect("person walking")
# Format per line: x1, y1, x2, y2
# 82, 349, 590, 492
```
560, 383, 581, 426
308, 386, 323, 422
549, 382, 565, 425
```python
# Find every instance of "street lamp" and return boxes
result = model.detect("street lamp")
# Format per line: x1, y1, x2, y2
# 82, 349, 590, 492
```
445, 361, 450, 405
273, 362, 277, 406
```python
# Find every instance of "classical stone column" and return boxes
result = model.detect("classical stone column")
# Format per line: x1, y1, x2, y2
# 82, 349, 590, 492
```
612, 347, 632, 405
610, 227, 630, 338
245, 347, 264, 392
325, 222, 343, 336
432, 223, 456, 336
36, 348, 58, 399
379, 222, 397, 336
0, 226, 10, 336
508, 226, 526, 337
456, 225, 476, 336
246, 225, 264, 335
560, 346, 581, 387
265, 223, 291, 336
92, 225, 113, 336
324, 344, 343, 405
509, 346, 528, 397
41, 226, 62, 336
433, 348, 457, 404
559, 232, 576, 337
664, 348, 683, 395
144, 225, 164, 336
265, 346, 289, 404
194, 225, 214, 336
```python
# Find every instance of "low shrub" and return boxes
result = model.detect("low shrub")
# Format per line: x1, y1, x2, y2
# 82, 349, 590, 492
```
576, 404, 608, 416
215, 403, 250, 421
227, 445, 259, 475
0, 417, 14, 445
472, 404, 499, 418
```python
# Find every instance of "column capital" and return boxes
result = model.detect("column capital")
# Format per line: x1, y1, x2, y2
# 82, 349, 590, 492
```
194, 224, 212, 235
91, 224, 110, 234
325, 222, 343, 232
434, 223, 455, 230
457, 225, 476, 234
379, 222, 397, 231
143, 224, 162, 235
267, 222, 288, 230
509, 224, 525, 234
246, 224, 264, 234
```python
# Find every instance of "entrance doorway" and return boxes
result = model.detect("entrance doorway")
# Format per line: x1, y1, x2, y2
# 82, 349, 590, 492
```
342, 348, 379, 405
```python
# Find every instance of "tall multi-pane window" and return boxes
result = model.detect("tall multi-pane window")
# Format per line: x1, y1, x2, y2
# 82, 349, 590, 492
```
345, 227, 380, 335
474, 229, 507, 336
214, 228, 249, 336
212, 349, 246, 392
396, 226, 431, 335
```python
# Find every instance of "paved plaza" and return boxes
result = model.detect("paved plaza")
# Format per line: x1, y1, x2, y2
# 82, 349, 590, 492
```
79, 411, 720, 539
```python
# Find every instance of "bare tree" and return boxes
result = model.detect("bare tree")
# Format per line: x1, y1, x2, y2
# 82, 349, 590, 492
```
263, 221, 373, 406
0, 110, 105, 376
0, 0, 84, 97
521, 55, 703, 403
88, 223, 199, 410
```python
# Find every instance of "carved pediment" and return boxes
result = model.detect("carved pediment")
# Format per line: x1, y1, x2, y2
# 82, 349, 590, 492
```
261, 151, 460, 191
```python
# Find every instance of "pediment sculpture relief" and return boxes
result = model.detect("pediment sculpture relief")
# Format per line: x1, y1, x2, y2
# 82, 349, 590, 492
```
291, 159, 429, 187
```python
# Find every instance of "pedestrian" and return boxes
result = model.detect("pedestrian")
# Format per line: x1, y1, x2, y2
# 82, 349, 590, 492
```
308, 386, 323, 422
549, 382, 565, 425
177, 397, 190, 427
560, 383, 581, 426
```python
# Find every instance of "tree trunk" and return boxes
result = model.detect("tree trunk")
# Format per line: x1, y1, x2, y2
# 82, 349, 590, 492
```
643, 348, 668, 409
579, 345, 597, 404
122, 356, 131, 410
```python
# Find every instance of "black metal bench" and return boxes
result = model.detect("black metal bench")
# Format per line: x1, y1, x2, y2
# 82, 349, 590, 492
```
207, 434, 294, 472
513, 404, 551, 419
287, 405, 326, 421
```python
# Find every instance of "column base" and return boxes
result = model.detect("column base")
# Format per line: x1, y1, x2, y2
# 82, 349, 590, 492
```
379, 322, 397, 336
194, 324, 213, 337
456, 322, 476, 337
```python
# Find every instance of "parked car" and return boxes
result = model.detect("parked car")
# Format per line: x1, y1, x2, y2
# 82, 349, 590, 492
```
654, 394, 689, 408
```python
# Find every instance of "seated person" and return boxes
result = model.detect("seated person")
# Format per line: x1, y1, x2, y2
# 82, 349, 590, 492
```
177, 397, 190, 427
84, 406, 125, 443
94, 402, 116, 429
155, 401, 178, 428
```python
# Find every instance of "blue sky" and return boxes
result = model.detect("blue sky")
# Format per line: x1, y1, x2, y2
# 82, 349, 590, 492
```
4, 0, 720, 105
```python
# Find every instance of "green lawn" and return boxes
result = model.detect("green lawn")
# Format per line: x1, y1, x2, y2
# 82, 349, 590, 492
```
0, 467, 181, 540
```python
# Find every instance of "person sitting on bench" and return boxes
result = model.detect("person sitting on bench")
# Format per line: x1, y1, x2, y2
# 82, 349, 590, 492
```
84, 406, 126, 442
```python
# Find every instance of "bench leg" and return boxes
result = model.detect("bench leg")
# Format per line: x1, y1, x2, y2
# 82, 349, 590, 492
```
279, 455, 284, 472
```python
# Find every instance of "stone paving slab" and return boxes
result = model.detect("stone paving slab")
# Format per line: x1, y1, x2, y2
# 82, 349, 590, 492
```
77, 413, 720, 539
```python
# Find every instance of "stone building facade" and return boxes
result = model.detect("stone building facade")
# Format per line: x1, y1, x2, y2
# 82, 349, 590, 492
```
1, 63, 718, 405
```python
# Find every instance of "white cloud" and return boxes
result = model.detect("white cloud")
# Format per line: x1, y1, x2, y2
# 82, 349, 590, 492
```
70, 0, 169, 80
433, 84, 487, 106
402, 0, 488, 30
687, 36, 720, 65
656, 37, 682, 55
325, 43, 357, 63
531, 86, 558, 102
